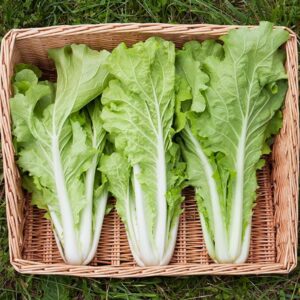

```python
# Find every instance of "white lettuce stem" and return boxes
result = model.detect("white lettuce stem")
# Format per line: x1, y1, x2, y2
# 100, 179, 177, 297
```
160, 218, 179, 265
125, 188, 145, 267
199, 213, 216, 261
133, 164, 158, 265
155, 124, 167, 260
234, 221, 252, 263
185, 128, 231, 262
83, 190, 108, 265
79, 154, 98, 261
52, 135, 82, 264
53, 229, 66, 262
229, 123, 247, 261
49, 209, 66, 262
152, 82, 167, 261
127, 238, 145, 267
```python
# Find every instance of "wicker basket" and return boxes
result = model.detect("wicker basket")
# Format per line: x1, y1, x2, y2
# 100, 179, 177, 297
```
0, 24, 298, 277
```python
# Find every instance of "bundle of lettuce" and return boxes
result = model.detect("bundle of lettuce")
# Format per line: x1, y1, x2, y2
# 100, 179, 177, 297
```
100, 37, 186, 266
11, 45, 110, 265
176, 22, 289, 263
10, 21, 289, 266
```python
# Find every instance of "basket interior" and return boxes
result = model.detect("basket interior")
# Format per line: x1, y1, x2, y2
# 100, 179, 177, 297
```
12, 30, 277, 266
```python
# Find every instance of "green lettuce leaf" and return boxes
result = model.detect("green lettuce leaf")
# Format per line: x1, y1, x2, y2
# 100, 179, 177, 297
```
177, 22, 289, 263
100, 37, 186, 266
11, 44, 110, 265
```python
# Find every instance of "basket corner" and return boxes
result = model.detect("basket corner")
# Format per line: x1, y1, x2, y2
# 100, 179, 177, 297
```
286, 261, 298, 273
10, 258, 23, 273
2, 29, 21, 42
278, 261, 298, 274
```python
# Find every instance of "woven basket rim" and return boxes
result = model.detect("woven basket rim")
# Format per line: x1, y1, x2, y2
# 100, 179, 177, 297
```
2, 23, 298, 42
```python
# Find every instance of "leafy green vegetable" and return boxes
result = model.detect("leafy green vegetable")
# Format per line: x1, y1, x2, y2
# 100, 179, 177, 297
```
10, 23, 288, 266
176, 22, 289, 263
11, 44, 110, 265
100, 37, 186, 266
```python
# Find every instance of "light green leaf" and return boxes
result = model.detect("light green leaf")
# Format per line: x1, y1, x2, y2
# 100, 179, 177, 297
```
101, 37, 186, 266
11, 44, 110, 265
177, 22, 288, 263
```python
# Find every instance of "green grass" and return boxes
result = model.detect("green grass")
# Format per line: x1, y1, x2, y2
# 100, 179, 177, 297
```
0, 0, 299, 36
0, 0, 299, 299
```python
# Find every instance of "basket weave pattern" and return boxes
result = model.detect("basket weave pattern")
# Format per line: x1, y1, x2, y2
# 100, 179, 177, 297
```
0, 24, 298, 277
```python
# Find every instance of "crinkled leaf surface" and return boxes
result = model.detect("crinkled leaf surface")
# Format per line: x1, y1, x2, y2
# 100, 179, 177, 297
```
177, 22, 289, 262
11, 45, 110, 264
101, 37, 185, 266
